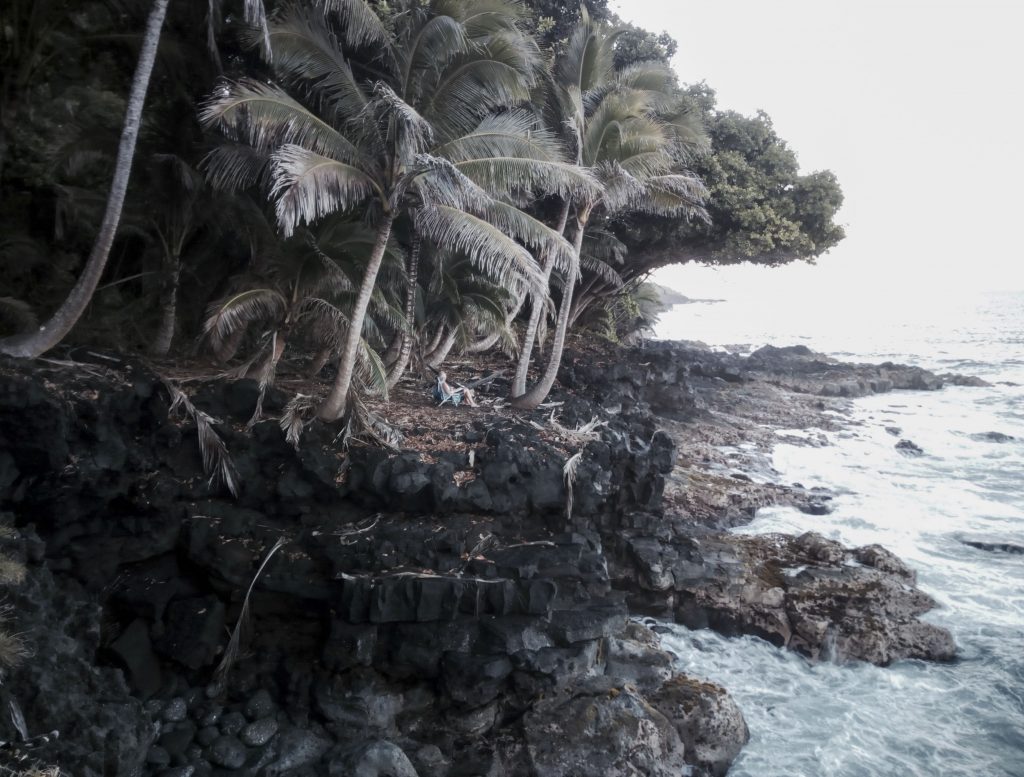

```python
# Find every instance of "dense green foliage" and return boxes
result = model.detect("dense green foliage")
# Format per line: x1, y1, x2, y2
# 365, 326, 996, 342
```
618, 83, 845, 273
0, 0, 844, 415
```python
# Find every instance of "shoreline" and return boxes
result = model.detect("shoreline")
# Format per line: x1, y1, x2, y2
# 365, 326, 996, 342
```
0, 342, 980, 775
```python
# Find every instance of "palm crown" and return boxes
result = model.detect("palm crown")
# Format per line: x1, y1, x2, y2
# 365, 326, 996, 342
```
201, 0, 599, 419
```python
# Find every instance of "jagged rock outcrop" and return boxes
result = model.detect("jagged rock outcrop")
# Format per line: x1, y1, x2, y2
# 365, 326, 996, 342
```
0, 354, 740, 776
0, 340, 973, 774
608, 527, 956, 665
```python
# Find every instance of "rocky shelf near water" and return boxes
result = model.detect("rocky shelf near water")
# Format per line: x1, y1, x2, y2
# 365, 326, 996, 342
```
0, 342, 969, 776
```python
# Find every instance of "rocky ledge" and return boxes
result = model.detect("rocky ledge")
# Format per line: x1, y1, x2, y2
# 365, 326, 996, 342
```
0, 342, 964, 776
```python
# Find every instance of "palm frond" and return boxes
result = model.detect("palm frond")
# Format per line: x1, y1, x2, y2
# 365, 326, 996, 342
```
200, 79, 361, 163
212, 536, 288, 691
261, 7, 370, 121
415, 204, 544, 297
319, 0, 394, 51
455, 156, 601, 202
203, 289, 288, 357
280, 393, 319, 449
165, 382, 240, 497
635, 173, 710, 221
270, 145, 379, 236
202, 143, 271, 193
367, 82, 435, 156
356, 339, 389, 399
579, 253, 624, 288
433, 110, 563, 162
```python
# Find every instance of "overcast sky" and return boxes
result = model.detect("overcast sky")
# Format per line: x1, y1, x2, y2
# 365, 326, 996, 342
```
613, 0, 1024, 299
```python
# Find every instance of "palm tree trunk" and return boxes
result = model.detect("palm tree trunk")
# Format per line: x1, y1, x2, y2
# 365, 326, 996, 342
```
0, 0, 170, 358
425, 329, 456, 370
150, 255, 180, 356
512, 201, 571, 396
422, 326, 444, 359
382, 333, 402, 368
386, 233, 420, 390
317, 215, 394, 421
511, 205, 590, 410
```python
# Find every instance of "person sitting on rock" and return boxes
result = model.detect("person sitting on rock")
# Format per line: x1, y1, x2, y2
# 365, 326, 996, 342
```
433, 371, 477, 407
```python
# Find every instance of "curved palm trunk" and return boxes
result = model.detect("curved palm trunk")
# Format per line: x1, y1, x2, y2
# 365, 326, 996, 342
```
0, 0, 170, 358
425, 329, 456, 370
511, 206, 590, 410
151, 257, 180, 356
466, 287, 527, 354
386, 234, 420, 390
317, 215, 394, 421
512, 201, 572, 396
382, 333, 402, 368
423, 327, 445, 358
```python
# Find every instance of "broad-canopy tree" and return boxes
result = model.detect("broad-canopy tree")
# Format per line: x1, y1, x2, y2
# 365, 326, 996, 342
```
616, 83, 845, 276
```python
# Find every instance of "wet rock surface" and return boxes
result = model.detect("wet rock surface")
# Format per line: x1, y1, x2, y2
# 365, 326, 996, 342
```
0, 342, 971, 775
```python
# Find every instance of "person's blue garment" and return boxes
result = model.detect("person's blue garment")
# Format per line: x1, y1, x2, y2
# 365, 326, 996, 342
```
433, 378, 464, 406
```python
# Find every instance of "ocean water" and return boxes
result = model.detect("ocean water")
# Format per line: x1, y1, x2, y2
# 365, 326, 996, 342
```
654, 288, 1024, 776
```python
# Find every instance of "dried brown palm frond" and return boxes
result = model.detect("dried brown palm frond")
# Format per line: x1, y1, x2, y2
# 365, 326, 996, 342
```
563, 450, 583, 521
212, 536, 287, 692
280, 393, 318, 449
530, 411, 606, 444
164, 381, 240, 497
0, 629, 30, 670
336, 392, 403, 451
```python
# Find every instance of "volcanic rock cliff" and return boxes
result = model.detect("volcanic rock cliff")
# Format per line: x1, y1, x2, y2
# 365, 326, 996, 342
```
0, 342, 959, 776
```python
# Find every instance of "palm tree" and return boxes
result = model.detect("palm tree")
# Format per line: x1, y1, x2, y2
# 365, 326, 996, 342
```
0, 0, 170, 358
420, 249, 517, 369
202, 0, 595, 420
511, 12, 710, 409
203, 221, 404, 420
0, 0, 273, 359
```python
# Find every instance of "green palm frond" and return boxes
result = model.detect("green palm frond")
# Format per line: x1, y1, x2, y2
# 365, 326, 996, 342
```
356, 338, 389, 398
612, 61, 676, 93
456, 156, 601, 202
415, 204, 544, 296
261, 7, 371, 121
478, 198, 577, 274
554, 7, 619, 98
270, 144, 380, 236
200, 79, 361, 163
319, 0, 394, 51
423, 59, 534, 136
203, 288, 288, 354
432, 110, 563, 161
579, 253, 624, 288
202, 143, 271, 192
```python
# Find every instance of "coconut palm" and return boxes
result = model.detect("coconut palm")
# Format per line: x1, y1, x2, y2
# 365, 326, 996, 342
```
0, 0, 273, 359
510, 11, 710, 409
202, 0, 595, 420
419, 249, 517, 369
203, 220, 405, 421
